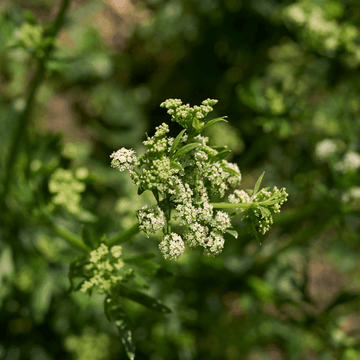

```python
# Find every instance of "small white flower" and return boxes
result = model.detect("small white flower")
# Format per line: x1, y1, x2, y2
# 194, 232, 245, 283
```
212, 211, 231, 233
137, 205, 166, 237
203, 230, 225, 257
110, 148, 138, 171
159, 233, 185, 260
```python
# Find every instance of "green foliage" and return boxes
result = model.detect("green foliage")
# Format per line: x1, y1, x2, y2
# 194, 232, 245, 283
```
1, 0, 360, 359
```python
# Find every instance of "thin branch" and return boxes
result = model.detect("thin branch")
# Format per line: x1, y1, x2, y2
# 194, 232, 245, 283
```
107, 223, 140, 247
3, 0, 72, 200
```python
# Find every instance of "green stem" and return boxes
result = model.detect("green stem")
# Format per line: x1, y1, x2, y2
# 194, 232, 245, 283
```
50, 221, 90, 253
3, 0, 72, 201
210, 202, 255, 209
107, 223, 140, 247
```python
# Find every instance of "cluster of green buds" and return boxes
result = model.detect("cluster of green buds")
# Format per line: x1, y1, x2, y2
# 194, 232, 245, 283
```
48, 168, 86, 214
80, 244, 132, 295
111, 99, 288, 259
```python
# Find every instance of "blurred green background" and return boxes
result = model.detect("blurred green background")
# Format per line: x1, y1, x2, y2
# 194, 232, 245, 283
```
1, 0, 360, 359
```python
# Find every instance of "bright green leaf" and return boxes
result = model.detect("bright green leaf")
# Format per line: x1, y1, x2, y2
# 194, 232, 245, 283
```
173, 143, 199, 159
169, 129, 186, 158
201, 116, 228, 131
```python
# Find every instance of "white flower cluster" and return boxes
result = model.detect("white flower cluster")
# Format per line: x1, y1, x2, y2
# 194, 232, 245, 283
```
111, 99, 243, 260
159, 233, 185, 260
80, 244, 132, 295
110, 147, 138, 171
136, 205, 166, 237
228, 189, 251, 208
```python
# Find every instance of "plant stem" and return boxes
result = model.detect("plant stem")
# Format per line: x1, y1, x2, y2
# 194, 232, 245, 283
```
107, 223, 140, 247
50, 221, 90, 253
3, 0, 72, 201
210, 202, 254, 209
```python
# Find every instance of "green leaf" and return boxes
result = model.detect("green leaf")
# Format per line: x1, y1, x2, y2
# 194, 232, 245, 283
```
172, 143, 199, 159
169, 129, 186, 158
118, 285, 172, 314
222, 165, 240, 177
81, 225, 98, 250
170, 160, 183, 171
212, 150, 231, 162
258, 206, 271, 219
226, 228, 238, 239
250, 218, 261, 245
246, 189, 254, 196
210, 146, 228, 152
253, 172, 265, 197
201, 116, 228, 131
137, 186, 145, 196
123, 253, 160, 274
133, 272, 149, 288
192, 116, 202, 132
106, 302, 136, 360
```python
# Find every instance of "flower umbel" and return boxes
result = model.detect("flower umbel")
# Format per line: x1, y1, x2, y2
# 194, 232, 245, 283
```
80, 244, 132, 295
110, 99, 288, 259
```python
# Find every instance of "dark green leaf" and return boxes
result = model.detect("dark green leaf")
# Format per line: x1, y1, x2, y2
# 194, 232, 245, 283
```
107, 302, 136, 360
169, 129, 186, 158
81, 225, 98, 250
201, 116, 228, 131
138, 186, 145, 196
173, 143, 199, 159
253, 172, 265, 196
118, 285, 172, 314
212, 150, 231, 162
123, 253, 160, 273
251, 220, 261, 245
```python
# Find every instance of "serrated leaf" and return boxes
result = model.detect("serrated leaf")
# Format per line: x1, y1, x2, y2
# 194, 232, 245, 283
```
118, 285, 171, 314
173, 143, 199, 159
253, 172, 265, 196
212, 150, 231, 162
201, 116, 228, 131
226, 228, 238, 239
107, 303, 136, 360
169, 129, 186, 158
